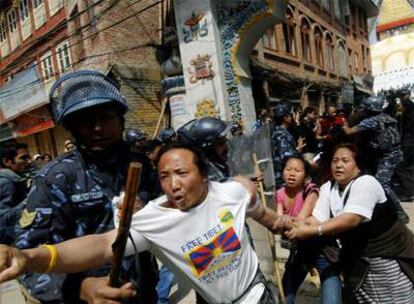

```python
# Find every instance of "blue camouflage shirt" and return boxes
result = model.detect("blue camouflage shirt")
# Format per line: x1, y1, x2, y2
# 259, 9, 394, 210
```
271, 126, 297, 187
15, 143, 158, 304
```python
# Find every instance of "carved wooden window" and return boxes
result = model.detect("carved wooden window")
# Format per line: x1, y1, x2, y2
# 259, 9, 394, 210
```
301, 19, 311, 62
7, 10, 17, 33
41, 52, 54, 80
338, 42, 347, 76
33, 0, 43, 8
262, 28, 276, 50
314, 28, 324, 67
19, 0, 30, 21
282, 9, 296, 56
326, 34, 335, 71
56, 40, 71, 72
0, 22, 7, 42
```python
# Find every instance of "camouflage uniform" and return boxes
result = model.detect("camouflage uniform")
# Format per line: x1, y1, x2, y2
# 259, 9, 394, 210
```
15, 143, 158, 304
271, 126, 297, 188
355, 114, 403, 193
0, 168, 27, 244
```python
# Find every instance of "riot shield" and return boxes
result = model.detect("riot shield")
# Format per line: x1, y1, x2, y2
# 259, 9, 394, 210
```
227, 123, 275, 205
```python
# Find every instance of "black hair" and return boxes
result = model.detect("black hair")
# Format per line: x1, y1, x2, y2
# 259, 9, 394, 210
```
282, 154, 312, 178
0, 147, 17, 167
156, 142, 209, 177
0, 143, 28, 168
332, 142, 365, 171
16, 143, 28, 150
301, 106, 316, 121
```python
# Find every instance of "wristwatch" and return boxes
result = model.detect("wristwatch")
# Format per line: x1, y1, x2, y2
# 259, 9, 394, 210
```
317, 224, 323, 236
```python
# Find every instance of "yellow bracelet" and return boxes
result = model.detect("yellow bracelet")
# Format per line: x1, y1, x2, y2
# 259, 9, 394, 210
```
41, 244, 58, 273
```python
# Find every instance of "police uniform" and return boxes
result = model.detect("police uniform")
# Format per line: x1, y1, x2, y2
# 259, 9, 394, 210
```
355, 114, 403, 193
271, 126, 297, 188
15, 143, 158, 303
14, 69, 159, 303
0, 169, 27, 244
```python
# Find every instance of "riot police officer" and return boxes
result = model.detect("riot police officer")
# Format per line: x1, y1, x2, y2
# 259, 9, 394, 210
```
124, 128, 147, 153
343, 96, 409, 223
271, 101, 305, 188
158, 127, 176, 144
14, 70, 158, 303
179, 117, 230, 182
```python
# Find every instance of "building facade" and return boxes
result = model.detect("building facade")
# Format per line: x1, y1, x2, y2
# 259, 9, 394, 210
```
252, 0, 378, 113
0, 0, 69, 155
0, 0, 165, 155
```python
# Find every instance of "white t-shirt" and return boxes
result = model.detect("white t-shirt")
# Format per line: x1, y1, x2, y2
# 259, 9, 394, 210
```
312, 175, 387, 222
126, 181, 262, 303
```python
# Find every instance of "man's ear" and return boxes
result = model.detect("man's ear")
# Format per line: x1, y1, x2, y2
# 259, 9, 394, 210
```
2, 157, 11, 167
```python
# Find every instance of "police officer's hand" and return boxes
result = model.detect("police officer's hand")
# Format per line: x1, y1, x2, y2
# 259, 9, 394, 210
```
0, 245, 28, 283
80, 276, 136, 304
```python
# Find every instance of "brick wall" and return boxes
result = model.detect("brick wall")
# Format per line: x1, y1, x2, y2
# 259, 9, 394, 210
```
69, 0, 163, 134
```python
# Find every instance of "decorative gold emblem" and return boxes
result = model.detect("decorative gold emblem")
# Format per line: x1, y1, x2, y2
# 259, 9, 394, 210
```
195, 98, 219, 118
188, 54, 215, 84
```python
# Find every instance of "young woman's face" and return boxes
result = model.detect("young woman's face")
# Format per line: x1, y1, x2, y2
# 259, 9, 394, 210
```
283, 158, 306, 188
331, 147, 360, 186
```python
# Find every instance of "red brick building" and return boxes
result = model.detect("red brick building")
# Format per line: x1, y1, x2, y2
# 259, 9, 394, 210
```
0, 0, 166, 155
0, 0, 69, 155
252, 0, 378, 113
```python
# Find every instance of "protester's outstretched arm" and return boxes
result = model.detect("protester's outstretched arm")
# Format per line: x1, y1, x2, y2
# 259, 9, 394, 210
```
250, 204, 292, 234
233, 175, 292, 233
285, 213, 364, 240
0, 230, 116, 283
297, 191, 318, 221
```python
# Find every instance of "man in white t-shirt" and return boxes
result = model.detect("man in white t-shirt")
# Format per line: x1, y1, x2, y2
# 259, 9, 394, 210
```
0, 143, 290, 304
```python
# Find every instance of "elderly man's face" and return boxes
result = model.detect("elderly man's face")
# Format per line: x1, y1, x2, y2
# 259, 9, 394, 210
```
67, 104, 123, 151
158, 148, 208, 211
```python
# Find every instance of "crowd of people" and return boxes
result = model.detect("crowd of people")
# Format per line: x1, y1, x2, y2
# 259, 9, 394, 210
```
0, 69, 413, 304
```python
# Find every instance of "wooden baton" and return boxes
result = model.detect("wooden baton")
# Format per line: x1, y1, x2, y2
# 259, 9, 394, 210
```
252, 153, 286, 304
109, 162, 142, 287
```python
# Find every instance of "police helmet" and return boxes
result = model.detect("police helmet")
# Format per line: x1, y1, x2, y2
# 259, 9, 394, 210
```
272, 102, 292, 119
192, 117, 228, 147
181, 117, 228, 148
360, 96, 384, 113
159, 128, 176, 143
125, 128, 146, 144
176, 119, 197, 144
50, 70, 128, 124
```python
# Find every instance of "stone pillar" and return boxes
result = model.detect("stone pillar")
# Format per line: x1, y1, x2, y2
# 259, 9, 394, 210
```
162, 76, 190, 130
173, 0, 288, 133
